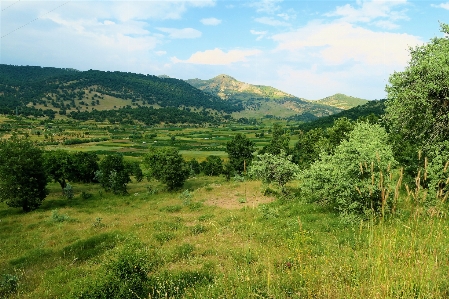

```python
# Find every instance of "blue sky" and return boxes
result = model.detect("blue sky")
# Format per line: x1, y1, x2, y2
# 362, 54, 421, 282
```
1, 0, 448, 100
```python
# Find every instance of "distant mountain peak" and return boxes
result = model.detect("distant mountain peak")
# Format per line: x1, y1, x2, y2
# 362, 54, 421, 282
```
211, 74, 237, 81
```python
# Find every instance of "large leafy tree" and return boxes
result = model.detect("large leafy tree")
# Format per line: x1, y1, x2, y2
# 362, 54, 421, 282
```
44, 150, 73, 190
225, 133, 255, 174
98, 154, 131, 195
259, 123, 290, 156
202, 155, 223, 176
385, 23, 449, 148
143, 147, 189, 190
0, 138, 48, 211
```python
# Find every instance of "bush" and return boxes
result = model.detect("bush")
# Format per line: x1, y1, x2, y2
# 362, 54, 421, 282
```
143, 147, 189, 191
249, 151, 299, 192
0, 274, 18, 297
300, 122, 397, 219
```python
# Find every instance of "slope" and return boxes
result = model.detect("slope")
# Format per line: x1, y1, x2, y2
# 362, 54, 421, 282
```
186, 74, 342, 120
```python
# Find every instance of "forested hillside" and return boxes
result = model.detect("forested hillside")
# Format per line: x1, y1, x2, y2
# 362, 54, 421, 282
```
0, 65, 243, 123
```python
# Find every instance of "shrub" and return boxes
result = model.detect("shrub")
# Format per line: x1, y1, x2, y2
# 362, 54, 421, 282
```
249, 151, 300, 192
0, 274, 18, 297
300, 122, 397, 219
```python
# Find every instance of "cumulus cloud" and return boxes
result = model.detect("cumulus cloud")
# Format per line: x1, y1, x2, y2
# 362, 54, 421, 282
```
200, 17, 222, 25
325, 0, 409, 28
431, 2, 449, 10
272, 22, 422, 67
157, 27, 202, 39
172, 48, 261, 65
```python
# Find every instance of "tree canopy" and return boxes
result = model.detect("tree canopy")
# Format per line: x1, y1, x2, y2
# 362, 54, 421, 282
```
0, 138, 48, 211
385, 23, 449, 148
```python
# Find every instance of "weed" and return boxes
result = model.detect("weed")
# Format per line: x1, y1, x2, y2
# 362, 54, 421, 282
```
173, 243, 195, 260
51, 209, 69, 222
92, 217, 105, 228
81, 191, 93, 199
190, 224, 208, 235
63, 183, 74, 199
160, 205, 182, 213
0, 274, 18, 297
154, 232, 175, 244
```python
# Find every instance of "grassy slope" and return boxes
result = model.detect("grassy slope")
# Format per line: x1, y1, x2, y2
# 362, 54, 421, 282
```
1, 176, 449, 298
314, 93, 369, 109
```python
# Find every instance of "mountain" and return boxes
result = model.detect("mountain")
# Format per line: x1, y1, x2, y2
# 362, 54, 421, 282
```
295, 99, 386, 131
186, 74, 299, 101
314, 93, 368, 109
0, 64, 244, 124
186, 74, 342, 120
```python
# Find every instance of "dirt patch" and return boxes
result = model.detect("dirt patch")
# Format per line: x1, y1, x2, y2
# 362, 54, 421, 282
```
200, 182, 275, 210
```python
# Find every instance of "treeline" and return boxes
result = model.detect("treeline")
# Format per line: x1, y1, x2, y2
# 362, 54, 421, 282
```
69, 106, 219, 125
0, 64, 244, 121
293, 99, 386, 131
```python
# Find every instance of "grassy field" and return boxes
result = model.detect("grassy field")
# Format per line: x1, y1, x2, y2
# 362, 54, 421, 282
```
1, 174, 449, 298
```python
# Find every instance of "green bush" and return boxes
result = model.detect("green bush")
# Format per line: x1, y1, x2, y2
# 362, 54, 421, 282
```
300, 122, 397, 219
0, 274, 18, 297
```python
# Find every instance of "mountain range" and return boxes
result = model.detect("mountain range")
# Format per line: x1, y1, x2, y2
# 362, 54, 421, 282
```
0, 64, 368, 124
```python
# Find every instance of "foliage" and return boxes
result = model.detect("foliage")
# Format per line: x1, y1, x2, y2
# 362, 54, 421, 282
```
225, 133, 255, 174
249, 151, 300, 191
424, 141, 449, 201
385, 23, 449, 148
126, 161, 143, 182
188, 158, 201, 176
0, 274, 18, 297
292, 128, 328, 169
44, 149, 73, 190
0, 137, 48, 211
70, 151, 99, 183
98, 154, 131, 195
202, 155, 223, 176
143, 147, 189, 191
300, 122, 397, 218
259, 123, 290, 155
63, 183, 74, 199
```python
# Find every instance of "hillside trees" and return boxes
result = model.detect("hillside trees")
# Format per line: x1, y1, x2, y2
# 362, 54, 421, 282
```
300, 122, 397, 219
249, 151, 299, 192
201, 155, 223, 176
259, 123, 290, 155
0, 138, 48, 211
143, 147, 189, 190
98, 155, 131, 195
225, 133, 255, 174
385, 23, 449, 149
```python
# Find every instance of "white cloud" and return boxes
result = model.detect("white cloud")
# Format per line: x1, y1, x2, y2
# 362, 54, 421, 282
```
431, 2, 449, 10
325, 0, 409, 28
200, 17, 222, 25
172, 48, 261, 65
157, 27, 202, 39
250, 29, 267, 40
248, 0, 283, 14
254, 17, 289, 27
272, 22, 422, 67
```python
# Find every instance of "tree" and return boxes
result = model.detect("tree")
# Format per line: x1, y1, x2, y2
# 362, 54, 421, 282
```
70, 151, 99, 183
300, 122, 397, 219
202, 155, 223, 176
249, 151, 299, 192
259, 123, 290, 156
292, 128, 328, 169
0, 138, 48, 211
143, 147, 189, 190
98, 154, 131, 195
385, 23, 449, 149
225, 133, 255, 174
43, 149, 73, 190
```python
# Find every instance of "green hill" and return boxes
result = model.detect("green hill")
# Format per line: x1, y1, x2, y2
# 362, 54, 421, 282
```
314, 93, 368, 109
0, 64, 244, 124
186, 75, 342, 120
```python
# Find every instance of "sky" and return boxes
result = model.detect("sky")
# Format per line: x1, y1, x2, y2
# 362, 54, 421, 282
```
0, 0, 448, 100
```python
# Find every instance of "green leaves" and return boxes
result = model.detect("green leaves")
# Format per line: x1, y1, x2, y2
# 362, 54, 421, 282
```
0, 137, 48, 211
385, 23, 449, 147
143, 147, 189, 191
300, 122, 397, 219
